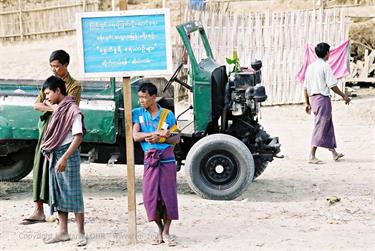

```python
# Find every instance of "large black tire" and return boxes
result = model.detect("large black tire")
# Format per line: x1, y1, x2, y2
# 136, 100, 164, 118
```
0, 150, 34, 181
185, 134, 254, 200
253, 158, 269, 180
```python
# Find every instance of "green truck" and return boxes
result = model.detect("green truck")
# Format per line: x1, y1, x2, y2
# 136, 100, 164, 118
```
0, 21, 281, 200
0, 78, 122, 176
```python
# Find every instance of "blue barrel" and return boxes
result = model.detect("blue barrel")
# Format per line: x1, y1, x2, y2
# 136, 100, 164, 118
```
189, 0, 205, 10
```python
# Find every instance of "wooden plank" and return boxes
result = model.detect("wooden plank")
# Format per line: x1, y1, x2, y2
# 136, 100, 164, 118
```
344, 8, 350, 41
241, 13, 246, 63
276, 12, 282, 104
226, 13, 231, 66
0, 9, 21, 15
283, 11, 289, 104
213, 10, 220, 61
203, 10, 209, 58
217, 10, 223, 59
122, 76, 137, 245
119, 0, 128, 10
323, 8, 328, 42
346, 5, 375, 18
286, 11, 293, 103
360, 49, 371, 79
247, 13, 253, 63
0, 2, 88, 14
243, 14, 249, 67
118, 1, 136, 246
233, 12, 238, 61
346, 77, 375, 83
296, 11, 305, 102
269, 12, 276, 105
18, 0, 23, 41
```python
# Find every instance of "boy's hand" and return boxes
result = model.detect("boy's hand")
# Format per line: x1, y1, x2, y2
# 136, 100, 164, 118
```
145, 133, 160, 144
343, 95, 351, 105
43, 100, 58, 111
158, 130, 171, 138
56, 157, 67, 173
305, 104, 311, 114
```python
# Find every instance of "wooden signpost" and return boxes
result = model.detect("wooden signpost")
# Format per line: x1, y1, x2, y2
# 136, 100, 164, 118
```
76, 4, 172, 244
119, 1, 136, 245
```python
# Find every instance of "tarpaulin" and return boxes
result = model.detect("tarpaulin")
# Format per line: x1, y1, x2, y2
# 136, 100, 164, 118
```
297, 40, 350, 83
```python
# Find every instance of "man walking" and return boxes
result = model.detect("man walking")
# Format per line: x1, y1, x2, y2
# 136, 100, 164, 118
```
304, 42, 351, 164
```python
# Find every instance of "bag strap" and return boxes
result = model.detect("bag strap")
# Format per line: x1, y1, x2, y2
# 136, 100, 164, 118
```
157, 108, 169, 131
157, 108, 179, 146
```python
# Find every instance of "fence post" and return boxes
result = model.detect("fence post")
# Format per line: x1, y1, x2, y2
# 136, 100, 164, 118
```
18, 0, 23, 41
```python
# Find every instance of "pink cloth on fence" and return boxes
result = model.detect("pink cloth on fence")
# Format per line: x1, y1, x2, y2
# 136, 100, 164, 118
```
297, 40, 350, 83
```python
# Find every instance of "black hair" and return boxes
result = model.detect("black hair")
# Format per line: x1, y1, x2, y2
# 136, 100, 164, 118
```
315, 42, 330, 59
138, 81, 157, 96
42, 75, 67, 95
49, 50, 70, 65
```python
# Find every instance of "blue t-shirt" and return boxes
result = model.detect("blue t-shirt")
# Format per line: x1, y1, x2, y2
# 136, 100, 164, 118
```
132, 105, 177, 152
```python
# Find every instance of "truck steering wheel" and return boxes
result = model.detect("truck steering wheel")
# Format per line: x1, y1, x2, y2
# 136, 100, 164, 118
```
163, 63, 192, 93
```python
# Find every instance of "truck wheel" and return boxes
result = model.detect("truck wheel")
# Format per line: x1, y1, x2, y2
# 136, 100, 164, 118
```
0, 150, 34, 181
185, 134, 254, 200
253, 158, 269, 180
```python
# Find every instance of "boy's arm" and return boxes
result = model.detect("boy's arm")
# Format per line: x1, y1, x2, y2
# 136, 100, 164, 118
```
56, 134, 83, 173
159, 112, 180, 144
132, 123, 157, 142
34, 100, 57, 112
304, 88, 311, 114
165, 132, 180, 144
331, 86, 351, 104
67, 84, 81, 105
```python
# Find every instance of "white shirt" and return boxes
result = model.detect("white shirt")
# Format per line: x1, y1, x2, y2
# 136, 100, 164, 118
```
61, 114, 83, 146
303, 58, 337, 96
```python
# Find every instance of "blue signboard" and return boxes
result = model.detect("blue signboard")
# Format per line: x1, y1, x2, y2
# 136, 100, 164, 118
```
76, 9, 172, 77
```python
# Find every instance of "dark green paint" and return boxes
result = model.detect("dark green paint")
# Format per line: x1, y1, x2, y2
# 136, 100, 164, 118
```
0, 78, 120, 144
176, 21, 221, 132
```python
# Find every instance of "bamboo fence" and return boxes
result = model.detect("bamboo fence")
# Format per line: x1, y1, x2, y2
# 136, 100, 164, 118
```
0, 1, 351, 104
180, 6, 350, 105
0, 0, 99, 41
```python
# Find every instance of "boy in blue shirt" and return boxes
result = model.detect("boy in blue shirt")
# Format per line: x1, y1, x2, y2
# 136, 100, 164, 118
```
132, 82, 180, 246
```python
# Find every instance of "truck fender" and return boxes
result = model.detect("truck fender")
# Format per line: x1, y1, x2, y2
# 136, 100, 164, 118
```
0, 116, 12, 139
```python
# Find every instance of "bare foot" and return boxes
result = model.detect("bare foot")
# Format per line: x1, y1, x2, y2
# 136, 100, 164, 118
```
151, 233, 163, 245
308, 158, 324, 164
44, 233, 70, 244
28, 211, 46, 221
20, 212, 46, 225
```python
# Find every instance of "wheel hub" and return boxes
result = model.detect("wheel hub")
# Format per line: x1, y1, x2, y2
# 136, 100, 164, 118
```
215, 164, 224, 174
201, 151, 238, 186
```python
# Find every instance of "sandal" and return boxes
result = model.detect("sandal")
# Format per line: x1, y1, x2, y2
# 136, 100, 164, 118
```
333, 153, 344, 161
164, 235, 176, 247
76, 234, 87, 247
151, 234, 164, 245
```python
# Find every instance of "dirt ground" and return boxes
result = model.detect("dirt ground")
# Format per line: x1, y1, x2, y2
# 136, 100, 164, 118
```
1, 88, 374, 250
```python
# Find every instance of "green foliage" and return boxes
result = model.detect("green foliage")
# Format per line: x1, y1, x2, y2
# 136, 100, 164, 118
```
226, 50, 241, 73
